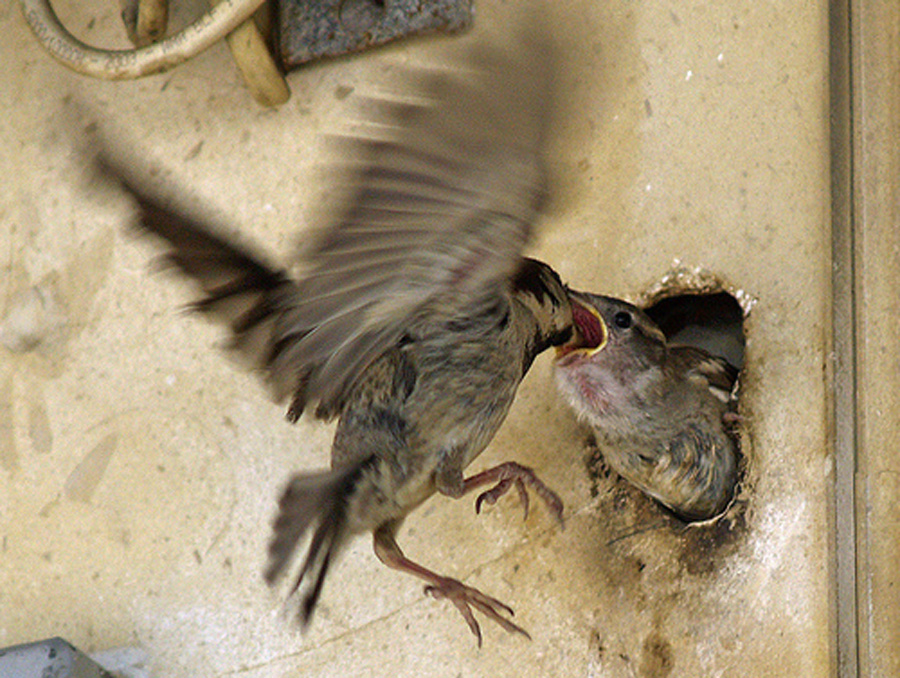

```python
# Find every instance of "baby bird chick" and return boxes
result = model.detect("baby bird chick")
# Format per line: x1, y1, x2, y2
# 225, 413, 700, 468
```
554, 292, 739, 521
103, 30, 572, 645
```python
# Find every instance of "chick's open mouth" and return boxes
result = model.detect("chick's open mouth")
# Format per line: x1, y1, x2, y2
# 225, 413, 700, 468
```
556, 295, 607, 359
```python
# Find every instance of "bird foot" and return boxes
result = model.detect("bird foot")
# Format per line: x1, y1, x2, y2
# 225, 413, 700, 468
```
373, 525, 531, 646
464, 461, 564, 527
424, 575, 531, 646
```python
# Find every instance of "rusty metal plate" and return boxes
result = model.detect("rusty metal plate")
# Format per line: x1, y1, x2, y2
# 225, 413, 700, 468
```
277, 0, 474, 69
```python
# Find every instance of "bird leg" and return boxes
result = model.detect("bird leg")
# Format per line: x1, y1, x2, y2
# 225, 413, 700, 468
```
372, 524, 530, 646
462, 461, 564, 526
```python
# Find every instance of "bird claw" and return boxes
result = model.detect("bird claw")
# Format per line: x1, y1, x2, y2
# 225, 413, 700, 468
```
467, 462, 565, 528
475, 477, 530, 520
424, 576, 531, 646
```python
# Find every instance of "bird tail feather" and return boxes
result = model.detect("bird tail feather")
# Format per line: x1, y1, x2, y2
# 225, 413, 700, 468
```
264, 461, 366, 626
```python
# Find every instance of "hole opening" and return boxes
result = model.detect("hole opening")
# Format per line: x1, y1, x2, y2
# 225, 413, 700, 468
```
644, 291, 745, 370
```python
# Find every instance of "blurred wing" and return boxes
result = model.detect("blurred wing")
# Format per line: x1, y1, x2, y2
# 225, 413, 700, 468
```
273, 31, 558, 417
102, 161, 306, 398
104, 28, 557, 422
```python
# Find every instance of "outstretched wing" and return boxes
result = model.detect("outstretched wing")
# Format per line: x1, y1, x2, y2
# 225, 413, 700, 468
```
278, 32, 558, 418
102, 167, 302, 387
107, 26, 557, 421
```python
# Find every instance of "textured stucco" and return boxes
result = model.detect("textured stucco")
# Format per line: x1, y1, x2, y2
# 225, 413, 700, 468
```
0, 1, 845, 676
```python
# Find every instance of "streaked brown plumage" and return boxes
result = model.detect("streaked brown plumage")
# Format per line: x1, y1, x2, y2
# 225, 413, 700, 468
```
554, 292, 739, 521
102, 29, 573, 644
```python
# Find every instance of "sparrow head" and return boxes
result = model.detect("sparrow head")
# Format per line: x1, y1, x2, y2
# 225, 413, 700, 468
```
552, 291, 669, 427
511, 258, 574, 351
555, 291, 666, 370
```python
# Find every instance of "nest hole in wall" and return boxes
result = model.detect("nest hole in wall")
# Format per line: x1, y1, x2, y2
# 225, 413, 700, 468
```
643, 286, 750, 528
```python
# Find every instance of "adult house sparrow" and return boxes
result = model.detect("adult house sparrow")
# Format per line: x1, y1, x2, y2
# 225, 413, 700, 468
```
102, 33, 573, 644
554, 292, 739, 521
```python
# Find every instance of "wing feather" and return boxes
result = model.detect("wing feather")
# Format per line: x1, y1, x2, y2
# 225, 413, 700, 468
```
106, 25, 557, 420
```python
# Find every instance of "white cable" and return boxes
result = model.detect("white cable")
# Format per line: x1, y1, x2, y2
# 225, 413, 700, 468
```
20, 0, 266, 80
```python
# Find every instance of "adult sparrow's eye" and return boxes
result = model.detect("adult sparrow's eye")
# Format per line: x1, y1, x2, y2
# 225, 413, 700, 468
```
613, 311, 633, 329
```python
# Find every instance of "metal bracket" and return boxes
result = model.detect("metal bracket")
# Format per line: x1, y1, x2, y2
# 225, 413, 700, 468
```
277, 0, 473, 68
0, 638, 115, 678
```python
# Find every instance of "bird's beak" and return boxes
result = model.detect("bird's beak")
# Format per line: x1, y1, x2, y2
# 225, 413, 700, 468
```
556, 293, 608, 359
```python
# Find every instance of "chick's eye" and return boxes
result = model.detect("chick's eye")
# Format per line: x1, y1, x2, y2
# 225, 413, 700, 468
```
613, 311, 633, 329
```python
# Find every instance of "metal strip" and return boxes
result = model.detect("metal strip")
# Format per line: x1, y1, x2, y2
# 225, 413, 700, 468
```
829, 0, 858, 675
